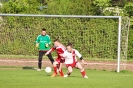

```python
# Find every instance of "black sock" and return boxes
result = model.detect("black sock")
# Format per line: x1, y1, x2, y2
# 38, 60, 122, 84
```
38, 51, 43, 69
38, 62, 42, 69
47, 53, 54, 64
67, 73, 71, 76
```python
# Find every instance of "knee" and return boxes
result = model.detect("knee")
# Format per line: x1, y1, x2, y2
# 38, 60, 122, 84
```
38, 57, 42, 62
80, 68, 84, 72
69, 70, 73, 73
78, 66, 84, 70
68, 67, 73, 73
53, 61, 57, 66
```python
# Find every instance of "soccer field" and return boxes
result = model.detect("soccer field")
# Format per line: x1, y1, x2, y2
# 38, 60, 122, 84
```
0, 68, 133, 88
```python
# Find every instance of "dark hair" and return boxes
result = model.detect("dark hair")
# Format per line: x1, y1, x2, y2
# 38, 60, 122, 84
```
67, 43, 73, 47
42, 28, 46, 31
54, 39, 60, 42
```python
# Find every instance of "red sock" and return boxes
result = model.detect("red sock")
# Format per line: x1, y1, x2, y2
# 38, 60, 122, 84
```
81, 70, 86, 77
59, 69, 64, 76
54, 66, 57, 74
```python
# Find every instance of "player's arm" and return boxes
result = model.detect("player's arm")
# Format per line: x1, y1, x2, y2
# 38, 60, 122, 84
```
47, 35, 51, 45
59, 52, 67, 59
75, 50, 88, 65
80, 58, 87, 65
35, 35, 40, 47
45, 47, 55, 55
46, 35, 51, 47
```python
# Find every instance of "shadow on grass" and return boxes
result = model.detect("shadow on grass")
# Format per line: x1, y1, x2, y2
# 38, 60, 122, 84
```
22, 66, 35, 70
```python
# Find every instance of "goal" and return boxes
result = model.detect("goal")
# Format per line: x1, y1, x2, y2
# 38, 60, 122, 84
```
0, 14, 130, 72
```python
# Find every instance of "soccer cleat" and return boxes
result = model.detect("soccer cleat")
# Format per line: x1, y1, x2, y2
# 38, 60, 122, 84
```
84, 75, 88, 78
51, 73, 57, 77
37, 69, 41, 71
64, 74, 68, 78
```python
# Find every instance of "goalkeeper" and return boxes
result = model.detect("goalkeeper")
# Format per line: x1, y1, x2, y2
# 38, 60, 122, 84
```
35, 28, 54, 71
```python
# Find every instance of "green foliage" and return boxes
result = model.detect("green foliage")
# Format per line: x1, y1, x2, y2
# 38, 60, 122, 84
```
124, 2, 133, 17
122, 2, 133, 59
128, 27, 133, 59
1, 0, 94, 15
93, 0, 112, 7
44, 0, 93, 15
0, 0, 132, 60
1, 0, 40, 14
0, 16, 118, 59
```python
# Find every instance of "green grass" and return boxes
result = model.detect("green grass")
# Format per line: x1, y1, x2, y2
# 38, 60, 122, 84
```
0, 68, 133, 88
0, 55, 38, 59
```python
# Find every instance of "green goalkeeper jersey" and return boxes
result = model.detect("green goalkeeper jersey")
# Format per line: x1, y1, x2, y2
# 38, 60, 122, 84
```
35, 34, 51, 51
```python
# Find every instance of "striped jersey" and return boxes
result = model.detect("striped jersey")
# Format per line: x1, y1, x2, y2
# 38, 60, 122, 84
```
62, 49, 82, 64
46, 44, 66, 59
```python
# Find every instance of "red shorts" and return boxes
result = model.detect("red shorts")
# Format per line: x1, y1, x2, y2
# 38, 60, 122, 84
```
66, 61, 77, 68
56, 58, 65, 64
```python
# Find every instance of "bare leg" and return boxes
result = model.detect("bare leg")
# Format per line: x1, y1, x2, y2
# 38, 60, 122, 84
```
51, 61, 58, 77
52, 61, 64, 77
64, 66, 73, 77
75, 62, 88, 78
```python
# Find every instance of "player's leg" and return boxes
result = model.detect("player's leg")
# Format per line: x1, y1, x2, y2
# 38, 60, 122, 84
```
58, 63, 64, 77
75, 62, 88, 78
64, 66, 73, 78
58, 59, 65, 77
51, 61, 59, 77
37, 51, 44, 71
51, 59, 64, 77
46, 53, 54, 64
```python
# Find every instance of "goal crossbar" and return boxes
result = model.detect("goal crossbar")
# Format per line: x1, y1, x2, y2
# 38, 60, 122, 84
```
0, 14, 120, 18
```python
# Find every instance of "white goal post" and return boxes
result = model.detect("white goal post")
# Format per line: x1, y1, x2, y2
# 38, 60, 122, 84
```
0, 14, 127, 73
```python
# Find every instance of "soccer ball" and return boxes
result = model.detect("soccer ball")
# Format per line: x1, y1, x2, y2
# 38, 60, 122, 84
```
45, 67, 52, 73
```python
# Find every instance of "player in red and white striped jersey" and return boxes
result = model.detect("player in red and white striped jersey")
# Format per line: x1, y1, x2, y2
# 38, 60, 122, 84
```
61, 43, 88, 78
45, 39, 66, 77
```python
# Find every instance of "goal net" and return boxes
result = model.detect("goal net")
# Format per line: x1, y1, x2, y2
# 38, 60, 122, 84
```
0, 14, 130, 72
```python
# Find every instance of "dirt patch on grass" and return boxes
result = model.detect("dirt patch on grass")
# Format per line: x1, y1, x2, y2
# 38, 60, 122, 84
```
0, 58, 133, 72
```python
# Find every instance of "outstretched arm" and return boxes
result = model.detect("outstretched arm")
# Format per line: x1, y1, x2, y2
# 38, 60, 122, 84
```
59, 53, 66, 59
75, 50, 88, 65
80, 57, 88, 65
45, 47, 55, 55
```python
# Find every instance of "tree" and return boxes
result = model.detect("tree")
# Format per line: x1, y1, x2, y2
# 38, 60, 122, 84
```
1, 0, 40, 14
